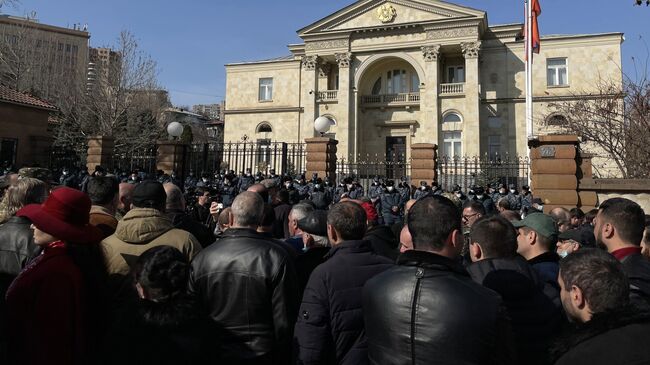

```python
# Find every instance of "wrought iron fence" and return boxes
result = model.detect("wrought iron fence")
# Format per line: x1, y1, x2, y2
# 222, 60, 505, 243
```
184, 141, 306, 176
336, 153, 411, 193
48, 147, 83, 172
437, 154, 530, 192
112, 146, 157, 174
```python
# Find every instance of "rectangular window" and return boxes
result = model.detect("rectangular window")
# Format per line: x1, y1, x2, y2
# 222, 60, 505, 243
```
410, 73, 420, 92
387, 70, 407, 94
488, 135, 501, 159
442, 131, 462, 158
447, 66, 465, 83
258, 78, 273, 101
547, 58, 568, 87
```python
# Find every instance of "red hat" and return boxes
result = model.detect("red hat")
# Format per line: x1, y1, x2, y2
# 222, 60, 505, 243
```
360, 201, 379, 222
17, 187, 103, 244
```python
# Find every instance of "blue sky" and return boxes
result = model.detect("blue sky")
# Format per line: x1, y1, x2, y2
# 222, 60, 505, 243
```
5, 0, 649, 106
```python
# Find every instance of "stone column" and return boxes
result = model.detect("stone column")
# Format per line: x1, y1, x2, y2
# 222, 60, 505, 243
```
300, 55, 319, 141
461, 41, 481, 157
335, 52, 353, 160
421, 45, 440, 147
86, 135, 114, 172
577, 153, 598, 208
305, 137, 338, 183
411, 143, 437, 185
529, 135, 580, 211
156, 140, 187, 178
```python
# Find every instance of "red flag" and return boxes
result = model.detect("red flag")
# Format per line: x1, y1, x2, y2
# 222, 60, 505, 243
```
524, 0, 542, 60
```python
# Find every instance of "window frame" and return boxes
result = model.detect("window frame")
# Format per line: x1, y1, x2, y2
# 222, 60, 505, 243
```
258, 77, 273, 102
442, 131, 462, 158
547, 58, 569, 87
446, 65, 465, 83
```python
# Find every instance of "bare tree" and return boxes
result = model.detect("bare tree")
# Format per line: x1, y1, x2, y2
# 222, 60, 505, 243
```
545, 75, 650, 178
0, 0, 20, 10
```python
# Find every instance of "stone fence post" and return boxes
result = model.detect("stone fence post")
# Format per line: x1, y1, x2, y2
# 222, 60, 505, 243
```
305, 137, 337, 182
411, 143, 437, 186
529, 135, 580, 211
87, 136, 114, 172
156, 140, 187, 180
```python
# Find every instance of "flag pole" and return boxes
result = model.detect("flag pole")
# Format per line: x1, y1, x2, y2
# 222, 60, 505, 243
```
526, 0, 533, 140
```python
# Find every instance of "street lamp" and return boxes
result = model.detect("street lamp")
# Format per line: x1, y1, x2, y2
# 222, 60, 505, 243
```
167, 121, 184, 140
314, 116, 333, 136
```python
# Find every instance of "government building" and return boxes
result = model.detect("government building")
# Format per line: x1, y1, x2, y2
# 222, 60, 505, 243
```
223, 0, 622, 171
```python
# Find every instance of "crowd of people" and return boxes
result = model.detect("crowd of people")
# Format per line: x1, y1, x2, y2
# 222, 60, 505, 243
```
1, 164, 650, 365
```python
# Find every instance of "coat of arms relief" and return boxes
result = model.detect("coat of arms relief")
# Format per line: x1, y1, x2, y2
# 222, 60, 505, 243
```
376, 4, 397, 23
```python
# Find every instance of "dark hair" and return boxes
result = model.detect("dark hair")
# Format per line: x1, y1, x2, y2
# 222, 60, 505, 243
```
497, 198, 511, 211
560, 248, 629, 313
87, 176, 118, 205
598, 198, 646, 246
133, 246, 196, 326
260, 204, 276, 227
470, 215, 518, 258
585, 209, 598, 224
462, 200, 486, 216
408, 196, 461, 251
277, 189, 289, 203
570, 208, 585, 219
520, 226, 556, 251
327, 201, 367, 240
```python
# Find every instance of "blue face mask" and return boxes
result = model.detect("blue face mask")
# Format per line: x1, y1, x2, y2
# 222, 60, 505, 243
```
558, 250, 569, 259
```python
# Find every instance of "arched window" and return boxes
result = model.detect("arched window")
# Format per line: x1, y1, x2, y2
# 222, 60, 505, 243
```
371, 77, 382, 95
547, 114, 568, 126
443, 112, 462, 123
256, 122, 272, 133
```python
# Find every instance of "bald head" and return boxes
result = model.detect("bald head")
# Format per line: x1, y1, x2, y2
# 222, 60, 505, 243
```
118, 182, 136, 213
231, 191, 264, 228
163, 183, 185, 212
247, 183, 268, 202
550, 207, 572, 233
405, 199, 417, 214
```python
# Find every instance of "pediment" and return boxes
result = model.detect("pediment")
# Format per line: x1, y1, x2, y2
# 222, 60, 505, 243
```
298, 0, 485, 36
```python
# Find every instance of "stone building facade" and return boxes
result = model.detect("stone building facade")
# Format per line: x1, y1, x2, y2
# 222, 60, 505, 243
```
223, 0, 623, 172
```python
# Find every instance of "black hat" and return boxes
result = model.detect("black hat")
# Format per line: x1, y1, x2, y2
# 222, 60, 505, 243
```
474, 186, 485, 195
522, 185, 530, 191
508, 183, 517, 190
297, 210, 328, 237
385, 180, 395, 187
132, 180, 167, 208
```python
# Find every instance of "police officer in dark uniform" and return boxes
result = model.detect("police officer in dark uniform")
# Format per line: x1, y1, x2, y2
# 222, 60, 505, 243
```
473, 186, 496, 215
220, 173, 237, 208
237, 168, 255, 193
309, 178, 331, 210
397, 176, 411, 204
196, 172, 211, 189
492, 183, 508, 204
333, 178, 347, 204
380, 180, 402, 226
282, 175, 300, 205
506, 183, 522, 211
453, 184, 468, 205
296, 174, 310, 201
307, 172, 319, 194
346, 178, 364, 200
431, 181, 443, 195
521, 185, 533, 214
323, 179, 334, 204
413, 181, 431, 200
59, 167, 79, 188
268, 169, 281, 186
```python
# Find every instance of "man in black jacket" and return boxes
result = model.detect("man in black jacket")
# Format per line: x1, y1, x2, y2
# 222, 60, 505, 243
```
294, 202, 393, 365
363, 196, 515, 365
594, 197, 650, 308
551, 248, 650, 364
163, 183, 214, 248
188, 191, 299, 365
468, 215, 563, 365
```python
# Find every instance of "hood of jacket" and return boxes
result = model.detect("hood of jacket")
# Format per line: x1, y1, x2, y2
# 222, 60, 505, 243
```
467, 255, 543, 301
114, 208, 173, 244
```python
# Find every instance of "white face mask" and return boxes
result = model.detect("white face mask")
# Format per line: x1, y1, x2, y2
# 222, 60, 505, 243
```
558, 250, 569, 259
202, 178, 208, 183
315, 184, 321, 189
420, 186, 426, 190
477, 194, 484, 199
387, 186, 394, 192
285, 183, 291, 188
510, 189, 516, 194
455, 193, 462, 198
347, 184, 353, 189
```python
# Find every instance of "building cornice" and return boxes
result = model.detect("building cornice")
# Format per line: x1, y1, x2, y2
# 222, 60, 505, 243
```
224, 107, 303, 115
482, 93, 622, 104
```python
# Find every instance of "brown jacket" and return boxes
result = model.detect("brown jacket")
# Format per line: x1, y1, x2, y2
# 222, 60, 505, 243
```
101, 208, 202, 276
89, 205, 118, 238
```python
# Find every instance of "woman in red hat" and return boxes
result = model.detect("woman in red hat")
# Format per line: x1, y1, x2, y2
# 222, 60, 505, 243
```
5, 187, 107, 365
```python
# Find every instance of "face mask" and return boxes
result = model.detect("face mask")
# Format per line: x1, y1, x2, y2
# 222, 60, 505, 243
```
477, 194, 484, 199
246, 173, 251, 177
347, 184, 353, 189
455, 193, 462, 198
62, 171, 68, 175
387, 186, 394, 192
420, 186, 426, 191
315, 184, 321, 189
558, 250, 569, 259
202, 178, 208, 183
510, 189, 516, 194
285, 183, 291, 188
500, 189, 507, 195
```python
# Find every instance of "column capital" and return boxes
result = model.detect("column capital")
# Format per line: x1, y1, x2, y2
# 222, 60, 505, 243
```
335, 52, 353, 68
302, 55, 319, 70
421, 45, 441, 62
461, 41, 481, 59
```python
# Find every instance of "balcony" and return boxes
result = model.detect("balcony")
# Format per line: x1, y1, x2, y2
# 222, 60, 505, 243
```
316, 90, 338, 103
360, 92, 420, 107
439, 83, 464, 96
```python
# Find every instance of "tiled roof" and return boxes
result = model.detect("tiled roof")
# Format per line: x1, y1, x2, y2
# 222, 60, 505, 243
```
0, 84, 57, 111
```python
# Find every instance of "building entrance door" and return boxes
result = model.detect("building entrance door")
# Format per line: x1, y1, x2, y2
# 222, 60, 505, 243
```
0, 138, 17, 167
385, 136, 406, 179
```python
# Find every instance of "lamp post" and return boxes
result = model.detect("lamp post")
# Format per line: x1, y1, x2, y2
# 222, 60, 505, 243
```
314, 116, 333, 136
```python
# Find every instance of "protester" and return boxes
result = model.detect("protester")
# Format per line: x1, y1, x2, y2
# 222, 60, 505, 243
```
102, 246, 214, 364
642, 218, 650, 261
286, 203, 315, 253
6, 187, 106, 365
294, 202, 393, 364
549, 207, 572, 233
363, 196, 515, 364
273, 189, 293, 239
189, 191, 298, 364
468, 215, 563, 364
115, 182, 135, 220
362, 199, 399, 261
594, 197, 650, 308
191, 187, 212, 225
294, 210, 331, 297
87, 176, 120, 238
556, 229, 589, 258
551, 248, 650, 364
163, 183, 214, 248
513, 213, 561, 301
214, 207, 231, 238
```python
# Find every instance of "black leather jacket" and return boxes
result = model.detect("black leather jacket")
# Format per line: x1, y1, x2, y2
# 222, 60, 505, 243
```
0, 216, 39, 276
363, 250, 515, 365
621, 252, 650, 309
188, 228, 299, 364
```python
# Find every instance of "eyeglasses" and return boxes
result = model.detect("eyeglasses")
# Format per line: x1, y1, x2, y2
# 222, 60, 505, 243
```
462, 213, 480, 221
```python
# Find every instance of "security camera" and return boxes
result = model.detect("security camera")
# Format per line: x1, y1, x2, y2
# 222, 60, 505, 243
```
309, 90, 314, 95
